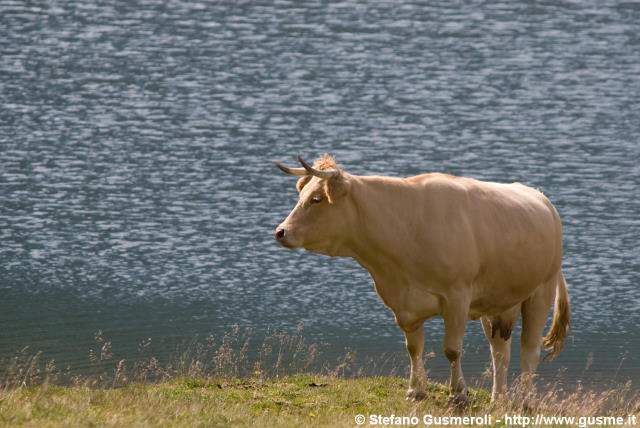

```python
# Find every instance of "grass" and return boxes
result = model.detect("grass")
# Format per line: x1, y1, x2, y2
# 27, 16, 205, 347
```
0, 375, 486, 427
1, 374, 638, 427
1, 325, 638, 427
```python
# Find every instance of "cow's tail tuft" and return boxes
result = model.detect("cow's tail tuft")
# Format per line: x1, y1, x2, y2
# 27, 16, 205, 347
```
543, 270, 570, 361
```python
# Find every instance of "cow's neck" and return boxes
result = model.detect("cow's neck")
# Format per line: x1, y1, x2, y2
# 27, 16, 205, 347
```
340, 175, 417, 285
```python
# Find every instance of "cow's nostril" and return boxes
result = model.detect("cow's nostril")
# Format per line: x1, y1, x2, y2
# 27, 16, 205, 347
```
275, 228, 285, 239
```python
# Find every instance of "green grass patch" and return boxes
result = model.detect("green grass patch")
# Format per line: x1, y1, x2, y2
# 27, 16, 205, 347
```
5, 374, 634, 428
0, 375, 496, 427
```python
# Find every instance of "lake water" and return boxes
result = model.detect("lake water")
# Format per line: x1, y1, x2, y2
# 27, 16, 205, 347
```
1, 1, 639, 389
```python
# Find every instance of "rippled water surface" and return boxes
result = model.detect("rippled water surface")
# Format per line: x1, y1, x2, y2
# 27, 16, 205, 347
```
1, 1, 639, 386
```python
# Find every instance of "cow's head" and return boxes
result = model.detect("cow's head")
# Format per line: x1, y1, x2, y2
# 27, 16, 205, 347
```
274, 154, 353, 255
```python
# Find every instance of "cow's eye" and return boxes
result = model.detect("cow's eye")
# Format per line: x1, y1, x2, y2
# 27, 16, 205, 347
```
310, 195, 324, 205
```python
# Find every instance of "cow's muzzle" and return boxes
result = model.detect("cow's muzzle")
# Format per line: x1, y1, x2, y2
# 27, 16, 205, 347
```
274, 226, 299, 249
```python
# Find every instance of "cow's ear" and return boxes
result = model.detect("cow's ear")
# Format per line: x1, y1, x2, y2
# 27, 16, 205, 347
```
324, 174, 349, 204
296, 176, 312, 193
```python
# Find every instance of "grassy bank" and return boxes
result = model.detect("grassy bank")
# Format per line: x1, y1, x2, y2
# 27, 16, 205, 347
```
1, 375, 476, 427
2, 327, 638, 426
1, 374, 638, 427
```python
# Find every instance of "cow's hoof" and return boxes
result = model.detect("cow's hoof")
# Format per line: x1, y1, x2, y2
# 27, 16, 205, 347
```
448, 393, 469, 409
406, 389, 428, 401
522, 398, 540, 413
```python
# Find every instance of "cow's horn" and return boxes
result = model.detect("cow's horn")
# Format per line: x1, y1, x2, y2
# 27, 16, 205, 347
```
274, 161, 309, 176
297, 154, 339, 179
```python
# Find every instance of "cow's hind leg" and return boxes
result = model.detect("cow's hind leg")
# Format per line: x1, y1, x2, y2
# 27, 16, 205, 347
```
521, 279, 556, 374
520, 277, 556, 395
480, 306, 519, 402
402, 324, 428, 401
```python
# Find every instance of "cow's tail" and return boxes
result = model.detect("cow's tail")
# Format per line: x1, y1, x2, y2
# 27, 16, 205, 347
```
543, 270, 570, 361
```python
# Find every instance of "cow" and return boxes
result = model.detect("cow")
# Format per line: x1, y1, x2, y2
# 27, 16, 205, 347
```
273, 154, 570, 405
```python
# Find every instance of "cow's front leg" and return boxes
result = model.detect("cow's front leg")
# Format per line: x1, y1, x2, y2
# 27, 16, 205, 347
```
403, 325, 428, 401
442, 301, 470, 407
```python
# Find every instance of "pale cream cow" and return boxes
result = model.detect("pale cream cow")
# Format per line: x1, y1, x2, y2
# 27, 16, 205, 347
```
274, 154, 570, 404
